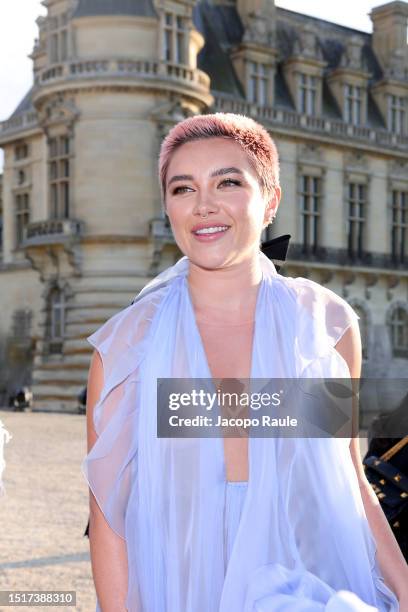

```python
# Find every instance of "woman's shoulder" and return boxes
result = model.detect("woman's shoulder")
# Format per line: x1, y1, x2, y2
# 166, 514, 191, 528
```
87, 279, 173, 377
274, 273, 360, 352
277, 274, 359, 320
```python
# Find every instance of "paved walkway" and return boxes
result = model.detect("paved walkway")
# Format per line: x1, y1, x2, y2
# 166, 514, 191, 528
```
0, 410, 95, 612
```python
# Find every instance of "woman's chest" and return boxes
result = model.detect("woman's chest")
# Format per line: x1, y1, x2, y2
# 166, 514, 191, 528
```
197, 322, 254, 380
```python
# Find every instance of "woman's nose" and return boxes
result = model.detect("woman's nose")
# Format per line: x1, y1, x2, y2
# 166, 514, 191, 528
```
193, 192, 219, 217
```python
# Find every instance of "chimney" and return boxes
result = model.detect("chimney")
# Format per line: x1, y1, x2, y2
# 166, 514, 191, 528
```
370, 1, 408, 69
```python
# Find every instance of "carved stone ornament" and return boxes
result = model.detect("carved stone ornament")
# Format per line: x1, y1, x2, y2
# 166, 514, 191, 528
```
37, 93, 79, 137
388, 159, 408, 180
150, 99, 195, 140
293, 24, 323, 61
297, 143, 323, 165
243, 10, 273, 46
344, 151, 368, 173
340, 36, 365, 72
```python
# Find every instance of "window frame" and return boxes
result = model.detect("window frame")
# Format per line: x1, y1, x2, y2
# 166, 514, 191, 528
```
48, 134, 71, 220
344, 84, 363, 126
299, 174, 322, 254
391, 189, 407, 265
14, 192, 30, 248
162, 10, 187, 65
347, 182, 366, 259
48, 12, 69, 64
299, 73, 317, 115
389, 306, 408, 358
388, 94, 406, 134
248, 61, 270, 106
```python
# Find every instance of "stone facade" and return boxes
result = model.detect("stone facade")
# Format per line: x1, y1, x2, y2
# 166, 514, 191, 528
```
0, 0, 407, 411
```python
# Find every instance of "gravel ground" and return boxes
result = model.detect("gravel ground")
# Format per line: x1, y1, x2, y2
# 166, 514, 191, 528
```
0, 409, 95, 612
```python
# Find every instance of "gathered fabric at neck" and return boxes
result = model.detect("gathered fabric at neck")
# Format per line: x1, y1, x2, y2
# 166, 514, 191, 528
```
82, 252, 398, 612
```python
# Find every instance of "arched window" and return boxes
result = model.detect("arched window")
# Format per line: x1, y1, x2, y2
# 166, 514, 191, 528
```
389, 307, 408, 358
352, 304, 368, 360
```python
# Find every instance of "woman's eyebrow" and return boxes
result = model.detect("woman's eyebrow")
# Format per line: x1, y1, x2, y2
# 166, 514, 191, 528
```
167, 167, 243, 187
210, 167, 243, 177
167, 174, 194, 187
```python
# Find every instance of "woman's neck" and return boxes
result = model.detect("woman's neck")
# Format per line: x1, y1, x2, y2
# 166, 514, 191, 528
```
187, 255, 262, 325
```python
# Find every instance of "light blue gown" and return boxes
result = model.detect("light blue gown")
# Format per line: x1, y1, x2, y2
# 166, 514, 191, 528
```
83, 253, 399, 612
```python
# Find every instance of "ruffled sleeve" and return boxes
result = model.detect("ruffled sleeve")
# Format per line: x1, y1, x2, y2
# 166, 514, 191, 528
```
290, 277, 361, 378
81, 288, 165, 538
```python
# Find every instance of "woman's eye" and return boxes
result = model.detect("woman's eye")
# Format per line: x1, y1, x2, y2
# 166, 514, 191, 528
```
219, 178, 241, 187
172, 185, 192, 194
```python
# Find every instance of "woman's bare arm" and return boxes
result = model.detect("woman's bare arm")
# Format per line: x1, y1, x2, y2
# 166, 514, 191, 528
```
335, 323, 408, 604
86, 350, 129, 612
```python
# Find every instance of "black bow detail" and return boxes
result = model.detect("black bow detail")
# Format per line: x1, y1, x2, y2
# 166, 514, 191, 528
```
261, 234, 291, 272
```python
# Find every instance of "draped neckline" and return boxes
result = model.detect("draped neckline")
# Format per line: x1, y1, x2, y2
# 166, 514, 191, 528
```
182, 271, 269, 489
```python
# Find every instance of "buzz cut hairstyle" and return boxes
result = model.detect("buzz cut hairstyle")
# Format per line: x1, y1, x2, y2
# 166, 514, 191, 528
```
158, 112, 280, 206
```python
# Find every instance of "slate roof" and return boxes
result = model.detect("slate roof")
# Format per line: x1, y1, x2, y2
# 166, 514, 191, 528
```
194, 2, 245, 98
72, 0, 156, 19
7, 1, 389, 129
9, 87, 35, 120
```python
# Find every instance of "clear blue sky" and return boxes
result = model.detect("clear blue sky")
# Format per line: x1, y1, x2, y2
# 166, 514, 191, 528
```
0, 0, 398, 169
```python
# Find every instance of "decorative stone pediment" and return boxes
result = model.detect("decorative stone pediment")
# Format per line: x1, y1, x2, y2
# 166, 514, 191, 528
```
297, 143, 324, 166
339, 36, 366, 72
243, 10, 274, 46
37, 94, 79, 136
292, 24, 324, 62
150, 99, 195, 139
388, 159, 408, 181
344, 151, 369, 173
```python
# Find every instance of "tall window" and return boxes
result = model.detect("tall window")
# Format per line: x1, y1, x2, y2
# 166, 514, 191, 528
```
388, 95, 406, 134
15, 193, 30, 247
49, 13, 68, 63
248, 62, 269, 106
299, 74, 317, 115
48, 135, 70, 219
300, 175, 321, 253
352, 305, 368, 360
47, 287, 65, 354
12, 309, 32, 341
163, 12, 187, 64
14, 143, 29, 161
391, 190, 407, 264
344, 84, 362, 125
389, 307, 408, 358
347, 183, 366, 259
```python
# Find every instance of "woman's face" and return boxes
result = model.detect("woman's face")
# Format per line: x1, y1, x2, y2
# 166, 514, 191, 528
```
165, 137, 280, 270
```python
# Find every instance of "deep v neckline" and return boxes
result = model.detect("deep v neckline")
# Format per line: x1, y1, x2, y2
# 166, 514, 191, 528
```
183, 274, 265, 483
183, 274, 264, 382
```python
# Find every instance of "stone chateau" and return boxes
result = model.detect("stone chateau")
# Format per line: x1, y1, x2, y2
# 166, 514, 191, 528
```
0, 0, 407, 411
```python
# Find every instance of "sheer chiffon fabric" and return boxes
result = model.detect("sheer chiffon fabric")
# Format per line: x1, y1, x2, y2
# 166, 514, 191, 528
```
82, 253, 399, 612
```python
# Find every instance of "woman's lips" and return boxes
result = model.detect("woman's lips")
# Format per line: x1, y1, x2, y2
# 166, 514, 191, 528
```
191, 225, 231, 242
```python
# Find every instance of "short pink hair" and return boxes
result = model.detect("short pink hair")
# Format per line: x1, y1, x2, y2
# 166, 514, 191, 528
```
159, 113, 280, 205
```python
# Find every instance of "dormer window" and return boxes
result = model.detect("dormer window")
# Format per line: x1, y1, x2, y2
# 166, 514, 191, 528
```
388, 95, 406, 133
248, 62, 270, 106
299, 74, 317, 115
163, 12, 187, 65
344, 84, 362, 125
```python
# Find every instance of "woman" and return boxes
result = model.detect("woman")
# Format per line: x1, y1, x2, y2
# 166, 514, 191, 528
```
83, 113, 408, 611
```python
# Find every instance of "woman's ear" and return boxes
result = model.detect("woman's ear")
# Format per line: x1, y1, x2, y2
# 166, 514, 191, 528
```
263, 186, 281, 228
